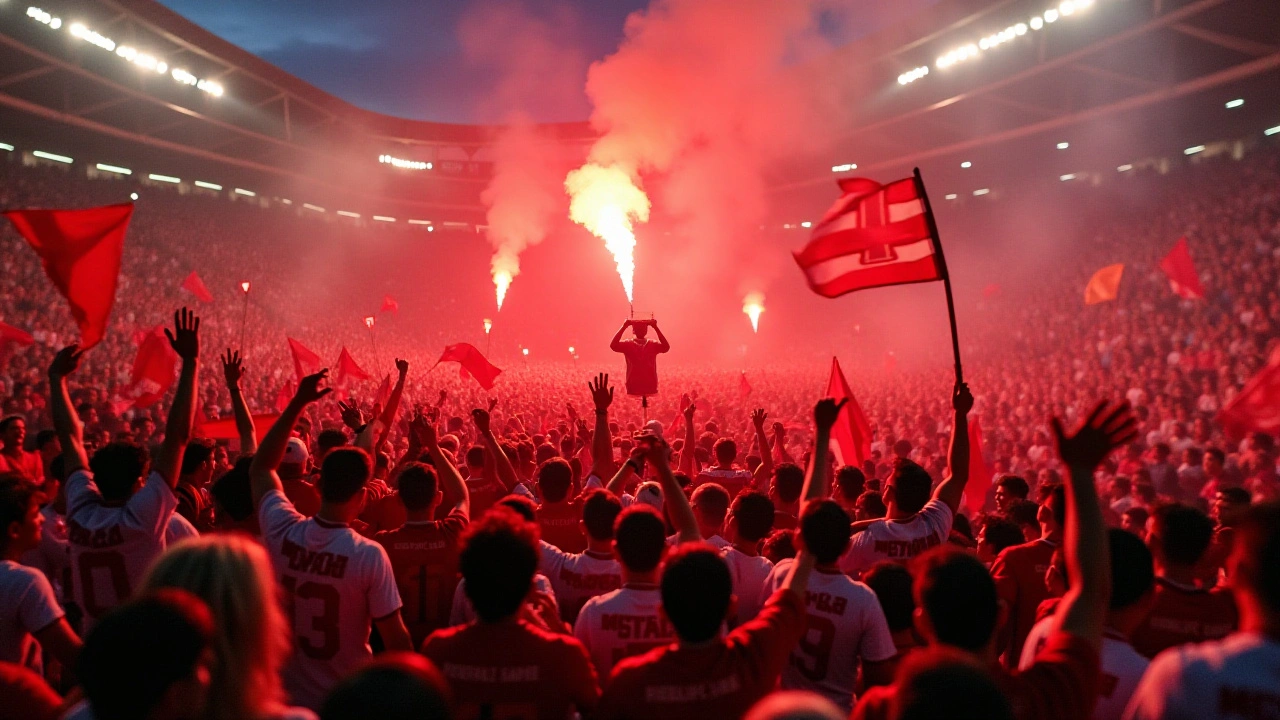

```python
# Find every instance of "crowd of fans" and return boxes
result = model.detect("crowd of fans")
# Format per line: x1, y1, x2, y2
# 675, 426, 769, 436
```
0, 143, 1278, 720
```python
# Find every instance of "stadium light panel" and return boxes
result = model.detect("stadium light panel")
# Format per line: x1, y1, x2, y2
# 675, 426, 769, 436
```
800, 221, 813, 228
234, 188, 256, 197
148, 173, 180, 183
1184, 145, 1206, 155
831, 163, 858, 172
373, 215, 396, 223
378, 154, 430, 171
1117, 164, 1134, 172
303, 203, 325, 212
945, 194, 958, 200
960, 161, 972, 168
1225, 99, 1244, 109
973, 188, 991, 196
194, 181, 222, 190
336, 210, 360, 218
33, 150, 73, 164
0, 143, 13, 152
280, 199, 292, 205
130, 192, 138, 200
1060, 173, 1076, 181
1266, 125, 1280, 136
1057, 142, 1070, 150
96, 163, 131, 175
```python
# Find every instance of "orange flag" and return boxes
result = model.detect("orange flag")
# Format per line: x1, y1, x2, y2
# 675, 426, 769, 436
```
1084, 263, 1124, 305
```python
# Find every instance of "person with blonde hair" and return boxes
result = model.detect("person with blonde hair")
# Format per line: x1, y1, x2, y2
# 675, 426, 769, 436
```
141, 534, 314, 720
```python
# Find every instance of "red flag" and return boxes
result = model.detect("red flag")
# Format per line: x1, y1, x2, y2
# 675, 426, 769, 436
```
793, 178, 942, 298
380, 295, 399, 314
373, 374, 393, 408
335, 347, 370, 382
1218, 348, 1280, 436
275, 381, 296, 413
1159, 237, 1205, 300
966, 417, 993, 515
128, 327, 177, 408
4, 203, 133, 348
825, 357, 873, 467
437, 343, 503, 391
196, 413, 280, 443
0, 322, 34, 368
739, 372, 752, 397
180, 271, 214, 303
287, 338, 322, 383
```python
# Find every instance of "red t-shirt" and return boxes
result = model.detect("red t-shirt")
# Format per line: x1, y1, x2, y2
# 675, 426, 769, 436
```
422, 618, 599, 719
773, 511, 798, 532
374, 509, 468, 648
852, 632, 1100, 720
1130, 577, 1238, 658
617, 340, 662, 397
991, 538, 1057, 668
596, 589, 805, 720
538, 500, 586, 554
0, 450, 43, 482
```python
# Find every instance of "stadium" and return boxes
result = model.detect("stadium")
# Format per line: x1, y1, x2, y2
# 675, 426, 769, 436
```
1, 1, 1279, 718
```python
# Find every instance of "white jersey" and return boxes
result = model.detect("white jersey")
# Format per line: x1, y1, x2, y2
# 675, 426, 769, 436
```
666, 533, 731, 550
166, 512, 199, 544
1021, 619, 1148, 720
839, 499, 953, 577
764, 561, 897, 713
1123, 632, 1280, 720
20, 505, 70, 602
0, 560, 64, 671
573, 584, 673, 679
720, 546, 774, 626
65, 469, 177, 627
539, 542, 622, 623
257, 490, 403, 710
449, 573, 555, 626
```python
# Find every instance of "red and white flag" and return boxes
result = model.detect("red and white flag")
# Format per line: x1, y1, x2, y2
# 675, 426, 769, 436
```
793, 177, 943, 298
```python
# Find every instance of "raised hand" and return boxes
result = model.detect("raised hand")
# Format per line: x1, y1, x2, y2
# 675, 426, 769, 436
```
751, 408, 768, 430
49, 345, 85, 379
566, 403, 578, 421
471, 407, 492, 435
589, 373, 613, 412
337, 399, 365, 430
953, 382, 975, 415
683, 399, 696, 422
814, 397, 849, 432
641, 434, 671, 469
221, 349, 244, 386
165, 307, 200, 360
1052, 400, 1138, 471
395, 358, 409, 376
295, 369, 332, 405
412, 411, 438, 448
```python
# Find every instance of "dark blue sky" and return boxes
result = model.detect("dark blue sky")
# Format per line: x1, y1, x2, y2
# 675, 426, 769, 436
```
157, 0, 931, 124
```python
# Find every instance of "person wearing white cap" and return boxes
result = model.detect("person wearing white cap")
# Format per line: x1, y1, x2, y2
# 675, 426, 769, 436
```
280, 436, 320, 517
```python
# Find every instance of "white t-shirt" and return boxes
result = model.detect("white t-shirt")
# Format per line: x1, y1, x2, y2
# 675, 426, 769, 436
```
0, 560, 64, 671
666, 533, 731, 550
573, 584, 673, 680
720, 546, 774, 626
20, 505, 70, 602
1021, 619, 1147, 720
449, 573, 555, 626
839, 499, 954, 577
1123, 632, 1280, 720
257, 489, 403, 710
763, 561, 897, 713
166, 512, 199, 544
539, 542, 621, 623
66, 469, 177, 627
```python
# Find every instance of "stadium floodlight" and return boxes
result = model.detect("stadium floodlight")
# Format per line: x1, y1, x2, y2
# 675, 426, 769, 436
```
378, 154, 430, 170
800, 221, 812, 228
130, 192, 138, 200
407, 219, 433, 225
1060, 173, 1076, 181
194, 181, 222, 190
148, 173, 180, 183
1030, 16, 1044, 30
973, 188, 991, 196
0, 143, 13, 152
427, 226, 435, 232
372, 215, 396, 222
1184, 145, 1206, 155
96, 163, 131, 175
1044, 9, 1060, 23
831, 163, 857, 172
1225, 99, 1244, 109
33, 150, 73, 164
1266, 125, 1280, 136
945, 194, 958, 200
1060, 1, 1076, 17
280, 199, 292, 205
234, 188, 256, 197
1057, 142, 1070, 150
303, 203, 325, 212
336, 210, 360, 218
960, 161, 972, 168
1117, 164, 1134, 172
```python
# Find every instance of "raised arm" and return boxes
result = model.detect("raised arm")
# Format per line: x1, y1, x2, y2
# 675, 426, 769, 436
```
588, 373, 615, 482
221, 349, 256, 455
374, 358, 409, 449
804, 398, 846, 506
473, 408, 517, 492
48, 346, 88, 474
251, 370, 331, 507
772, 422, 794, 464
154, 309, 200, 489
609, 321, 631, 353
605, 446, 644, 497
648, 320, 671, 353
931, 382, 974, 514
1050, 401, 1134, 651
678, 398, 697, 477
750, 408, 775, 491
648, 437, 699, 544
415, 412, 469, 518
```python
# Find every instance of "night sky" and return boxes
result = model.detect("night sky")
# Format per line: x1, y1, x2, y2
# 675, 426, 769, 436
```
156, 0, 933, 124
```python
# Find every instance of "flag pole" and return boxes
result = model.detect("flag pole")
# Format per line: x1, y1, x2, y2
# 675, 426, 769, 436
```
912, 167, 964, 384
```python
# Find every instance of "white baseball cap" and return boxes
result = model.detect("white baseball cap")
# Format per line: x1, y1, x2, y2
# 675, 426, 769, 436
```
282, 437, 309, 465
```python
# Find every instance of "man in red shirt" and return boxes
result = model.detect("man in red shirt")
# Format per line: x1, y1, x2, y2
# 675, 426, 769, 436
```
991, 484, 1065, 668
0, 416, 43, 481
1130, 503, 1237, 657
537, 458, 586, 553
421, 507, 599, 718
609, 319, 670, 397
595, 397, 847, 720
853, 399, 1137, 720
375, 413, 470, 648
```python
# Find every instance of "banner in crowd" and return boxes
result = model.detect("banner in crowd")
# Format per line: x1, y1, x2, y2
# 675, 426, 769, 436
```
197, 413, 279, 443
1159, 237, 1205, 300
3, 203, 134, 349
287, 338, 322, 383
1085, 263, 1124, 305
181, 271, 214, 303
436, 343, 503, 391
825, 357, 872, 468
128, 326, 177, 408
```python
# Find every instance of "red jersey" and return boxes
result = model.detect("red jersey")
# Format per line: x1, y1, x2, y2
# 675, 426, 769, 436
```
853, 632, 1100, 720
1130, 577, 1237, 658
281, 477, 321, 518
991, 538, 1058, 668
361, 493, 408, 535
422, 618, 599, 719
596, 589, 805, 720
617, 339, 662, 397
374, 509, 468, 648
538, 500, 586, 554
